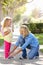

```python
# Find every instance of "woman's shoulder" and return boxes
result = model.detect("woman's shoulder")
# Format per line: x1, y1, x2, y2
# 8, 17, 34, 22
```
28, 33, 34, 37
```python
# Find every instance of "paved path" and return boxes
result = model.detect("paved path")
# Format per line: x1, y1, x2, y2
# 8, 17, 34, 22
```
0, 44, 43, 65
0, 51, 43, 65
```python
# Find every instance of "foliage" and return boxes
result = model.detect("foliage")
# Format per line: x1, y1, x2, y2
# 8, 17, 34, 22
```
29, 23, 37, 33
25, 23, 43, 33
13, 5, 26, 22
1, 0, 14, 15
1, 0, 27, 15
13, 14, 21, 22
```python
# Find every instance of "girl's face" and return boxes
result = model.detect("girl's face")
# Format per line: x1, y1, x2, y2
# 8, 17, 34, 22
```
7, 19, 11, 27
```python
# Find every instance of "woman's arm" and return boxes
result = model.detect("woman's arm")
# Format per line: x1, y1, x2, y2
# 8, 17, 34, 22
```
9, 48, 22, 57
9, 45, 17, 55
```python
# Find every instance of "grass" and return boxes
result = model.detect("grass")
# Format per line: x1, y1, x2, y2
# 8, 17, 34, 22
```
35, 33, 43, 53
0, 32, 3, 39
35, 33, 43, 45
0, 39, 4, 46
40, 49, 43, 53
0, 32, 4, 46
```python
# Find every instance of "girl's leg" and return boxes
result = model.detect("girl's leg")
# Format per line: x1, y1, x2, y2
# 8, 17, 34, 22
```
4, 41, 11, 58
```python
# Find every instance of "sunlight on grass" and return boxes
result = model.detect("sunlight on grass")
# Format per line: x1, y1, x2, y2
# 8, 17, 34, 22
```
0, 32, 3, 39
0, 32, 4, 46
35, 34, 43, 45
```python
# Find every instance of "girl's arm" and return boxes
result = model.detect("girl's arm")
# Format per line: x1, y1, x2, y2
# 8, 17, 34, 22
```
4, 29, 11, 36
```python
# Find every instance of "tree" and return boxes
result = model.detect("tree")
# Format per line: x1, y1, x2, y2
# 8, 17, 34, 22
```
1, 0, 34, 15
1, 0, 27, 15
13, 5, 26, 22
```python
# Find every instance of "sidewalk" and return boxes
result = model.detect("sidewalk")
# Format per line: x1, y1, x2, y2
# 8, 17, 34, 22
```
0, 51, 43, 65
40, 45, 43, 49
0, 44, 43, 65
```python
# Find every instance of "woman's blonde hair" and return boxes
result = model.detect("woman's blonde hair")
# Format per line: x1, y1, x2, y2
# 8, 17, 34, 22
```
1, 17, 12, 28
20, 25, 30, 33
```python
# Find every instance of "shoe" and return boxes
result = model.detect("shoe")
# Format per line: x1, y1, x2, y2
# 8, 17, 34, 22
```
34, 56, 39, 59
8, 56, 14, 59
19, 56, 27, 60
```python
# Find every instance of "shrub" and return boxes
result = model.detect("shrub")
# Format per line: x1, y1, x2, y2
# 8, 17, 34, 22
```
25, 23, 43, 33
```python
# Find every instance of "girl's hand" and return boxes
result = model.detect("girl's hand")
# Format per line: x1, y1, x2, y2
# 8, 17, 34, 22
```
4, 29, 11, 36
8, 29, 11, 33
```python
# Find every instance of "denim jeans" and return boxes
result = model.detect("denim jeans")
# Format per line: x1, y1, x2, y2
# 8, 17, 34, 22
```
22, 45, 39, 59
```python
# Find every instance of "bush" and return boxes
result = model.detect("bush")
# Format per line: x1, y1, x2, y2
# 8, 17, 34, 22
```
25, 23, 43, 33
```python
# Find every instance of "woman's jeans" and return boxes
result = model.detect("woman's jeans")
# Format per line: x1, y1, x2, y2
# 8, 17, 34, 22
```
22, 45, 39, 59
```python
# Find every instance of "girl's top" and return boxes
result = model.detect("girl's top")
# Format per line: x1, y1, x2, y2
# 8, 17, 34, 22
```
3, 27, 12, 43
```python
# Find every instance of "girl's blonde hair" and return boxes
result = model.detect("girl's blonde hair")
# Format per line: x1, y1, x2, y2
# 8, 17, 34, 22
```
1, 17, 12, 28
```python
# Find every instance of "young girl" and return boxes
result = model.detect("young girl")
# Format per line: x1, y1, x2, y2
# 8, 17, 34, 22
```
1, 17, 14, 59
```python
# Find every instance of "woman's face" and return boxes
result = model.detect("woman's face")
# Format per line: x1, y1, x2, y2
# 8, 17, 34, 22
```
20, 28, 27, 38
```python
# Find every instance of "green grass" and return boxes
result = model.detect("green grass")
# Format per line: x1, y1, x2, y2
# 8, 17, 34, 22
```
35, 33, 43, 45
0, 32, 4, 46
0, 39, 4, 46
40, 49, 43, 53
0, 32, 3, 39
